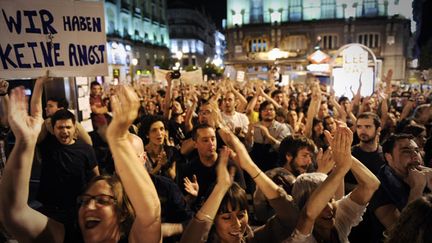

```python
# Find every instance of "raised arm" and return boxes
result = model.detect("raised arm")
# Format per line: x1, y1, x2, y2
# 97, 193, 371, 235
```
0, 80, 9, 127
296, 124, 353, 235
184, 92, 198, 133
163, 73, 173, 119
0, 84, 65, 243
304, 82, 321, 138
228, 81, 248, 112
180, 147, 232, 243
106, 86, 161, 243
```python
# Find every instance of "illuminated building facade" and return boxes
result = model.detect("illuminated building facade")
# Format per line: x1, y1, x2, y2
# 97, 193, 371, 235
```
167, 2, 225, 68
225, 0, 413, 82
104, 0, 170, 82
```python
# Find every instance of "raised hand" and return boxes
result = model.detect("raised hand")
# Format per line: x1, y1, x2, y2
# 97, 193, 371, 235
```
316, 148, 335, 174
324, 122, 353, 171
216, 146, 233, 188
405, 167, 427, 191
8, 87, 44, 143
106, 85, 140, 140
383, 69, 393, 95
157, 150, 168, 167
184, 175, 199, 197
0, 80, 9, 95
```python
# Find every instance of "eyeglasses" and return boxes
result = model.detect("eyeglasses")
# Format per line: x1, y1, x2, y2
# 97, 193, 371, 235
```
77, 194, 117, 207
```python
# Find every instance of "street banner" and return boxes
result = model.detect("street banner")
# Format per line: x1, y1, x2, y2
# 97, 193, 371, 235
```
154, 68, 169, 83
181, 68, 203, 85
0, 0, 108, 79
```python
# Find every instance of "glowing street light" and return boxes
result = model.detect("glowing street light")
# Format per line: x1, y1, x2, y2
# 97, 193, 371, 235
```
268, 48, 283, 61
175, 51, 183, 60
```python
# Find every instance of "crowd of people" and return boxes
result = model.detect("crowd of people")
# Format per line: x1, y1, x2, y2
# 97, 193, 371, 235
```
0, 69, 431, 243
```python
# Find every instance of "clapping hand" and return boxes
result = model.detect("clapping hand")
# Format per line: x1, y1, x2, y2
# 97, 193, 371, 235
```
216, 146, 233, 188
324, 122, 353, 172
8, 87, 43, 143
106, 85, 140, 140
316, 148, 335, 174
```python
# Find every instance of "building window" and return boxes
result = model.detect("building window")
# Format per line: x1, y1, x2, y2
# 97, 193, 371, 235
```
288, 0, 302, 21
247, 38, 268, 53
322, 34, 338, 49
151, 4, 156, 17
321, 0, 336, 19
362, 0, 378, 17
146, 54, 150, 66
358, 33, 380, 48
250, 0, 263, 23
283, 35, 307, 51
182, 58, 189, 66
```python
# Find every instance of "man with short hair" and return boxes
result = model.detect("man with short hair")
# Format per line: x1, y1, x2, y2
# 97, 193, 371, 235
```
367, 133, 432, 242
220, 91, 249, 139
271, 89, 284, 107
38, 97, 92, 145
90, 81, 109, 130
344, 112, 386, 243
37, 109, 99, 226
246, 101, 291, 172
177, 124, 245, 211
346, 112, 385, 190
253, 135, 318, 222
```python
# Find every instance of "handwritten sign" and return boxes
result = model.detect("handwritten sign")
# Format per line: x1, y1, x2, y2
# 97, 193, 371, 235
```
0, 0, 108, 79
342, 45, 368, 74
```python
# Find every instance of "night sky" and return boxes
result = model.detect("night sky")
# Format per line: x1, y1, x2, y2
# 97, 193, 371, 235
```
168, 0, 227, 30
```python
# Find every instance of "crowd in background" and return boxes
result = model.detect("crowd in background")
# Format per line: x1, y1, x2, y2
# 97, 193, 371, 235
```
0, 69, 432, 243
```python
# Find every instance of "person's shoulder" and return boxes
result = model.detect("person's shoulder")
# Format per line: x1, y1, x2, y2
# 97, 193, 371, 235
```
72, 139, 93, 148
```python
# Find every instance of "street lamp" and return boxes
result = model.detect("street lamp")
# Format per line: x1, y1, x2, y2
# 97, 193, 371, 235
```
131, 58, 138, 83
174, 51, 183, 70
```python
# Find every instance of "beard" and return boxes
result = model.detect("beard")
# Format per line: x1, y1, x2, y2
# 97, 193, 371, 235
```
358, 133, 375, 143
289, 161, 309, 177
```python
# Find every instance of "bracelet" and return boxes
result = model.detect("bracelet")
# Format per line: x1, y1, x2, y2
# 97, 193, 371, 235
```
196, 210, 214, 222
252, 170, 262, 180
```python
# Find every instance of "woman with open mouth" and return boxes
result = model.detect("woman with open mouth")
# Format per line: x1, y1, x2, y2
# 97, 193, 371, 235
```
0, 83, 162, 243
180, 126, 300, 243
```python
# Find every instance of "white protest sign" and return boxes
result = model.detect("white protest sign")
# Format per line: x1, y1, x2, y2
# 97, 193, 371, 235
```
342, 45, 368, 74
236, 71, 245, 82
181, 68, 203, 85
154, 68, 169, 82
154, 68, 203, 85
0, 0, 108, 79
